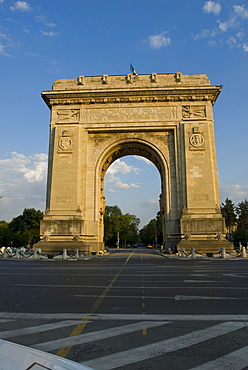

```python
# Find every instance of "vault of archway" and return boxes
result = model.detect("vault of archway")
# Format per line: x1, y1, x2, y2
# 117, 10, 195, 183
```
100, 142, 164, 183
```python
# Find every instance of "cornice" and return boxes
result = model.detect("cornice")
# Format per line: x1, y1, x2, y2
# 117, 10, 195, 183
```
42, 85, 221, 108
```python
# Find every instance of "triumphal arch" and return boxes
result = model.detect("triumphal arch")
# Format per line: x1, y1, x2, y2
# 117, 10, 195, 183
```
39, 72, 232, 254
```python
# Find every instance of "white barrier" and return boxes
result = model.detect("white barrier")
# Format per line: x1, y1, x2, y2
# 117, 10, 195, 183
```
191, 248, 196, 259
63, 248, 68, 260
242, 246, 247, 258
221, 247, 226, 259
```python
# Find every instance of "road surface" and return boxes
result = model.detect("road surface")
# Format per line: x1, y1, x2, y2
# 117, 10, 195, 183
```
0, 249, 248, 369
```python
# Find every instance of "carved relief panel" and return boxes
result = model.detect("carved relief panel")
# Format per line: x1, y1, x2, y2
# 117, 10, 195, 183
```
58, 130, 73, 153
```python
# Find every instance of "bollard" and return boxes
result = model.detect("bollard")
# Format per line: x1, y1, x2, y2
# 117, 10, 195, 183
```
191, 248, 196, 259
180, 248, 186, 258
75, 248, 79, 259
33, 248, 41, 259
242, 246, 247, 258
220, 247, 226, 259
63, 248, 67, 260
15, 250, 21, 259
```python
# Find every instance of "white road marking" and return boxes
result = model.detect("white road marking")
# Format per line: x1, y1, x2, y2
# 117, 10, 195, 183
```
0, 320, 87, 339
13, 283, 248, 290
189, 345, 248, 370
33, 321, 168, 351
1, 312, 248, 321
184, 280, 217, 283
73, 295, 175, 299
224, 273, 248, 278
175, 295, 240, 300
83, 321, 246, 370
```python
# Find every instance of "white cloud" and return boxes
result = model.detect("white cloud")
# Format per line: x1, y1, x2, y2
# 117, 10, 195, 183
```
134, 155, 152, 165
114, 181, 140, 190
220, 184, 248, 204
41, 31, 59, 37
36, 15, 56, 28
193, 28, 218, 40
105, 159, 142, 193
0, 43, 10, 56
203, 1, 221, 16
149, 32, 171, 49
243, 43, 248, 52
108, 181, 140, 193
234, 5, 248, 19
0, 152, 47, 221
236, 31, 245, 40
227, 36, 238, 48
218, 22, 228, 32
218, 16, 239, 32
105, 159, 141, 183
10, 1, 31, 12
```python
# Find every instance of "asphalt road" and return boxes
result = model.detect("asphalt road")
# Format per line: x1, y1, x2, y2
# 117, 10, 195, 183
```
1, 249, 248, 369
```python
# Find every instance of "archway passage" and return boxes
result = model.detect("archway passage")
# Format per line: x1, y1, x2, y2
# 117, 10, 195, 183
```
104, 154, 161, 230
98, 142, 166, 250
38, 73, 233, 254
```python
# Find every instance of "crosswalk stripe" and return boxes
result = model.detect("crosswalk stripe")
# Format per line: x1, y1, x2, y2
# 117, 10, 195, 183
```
189, 345, 248, 370
1, 312, 248, 321
33, 321, 168, 351
83, 321, 246, 370
0, 320, 86, 339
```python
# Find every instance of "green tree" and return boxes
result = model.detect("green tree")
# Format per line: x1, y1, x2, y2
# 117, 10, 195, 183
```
139, 218, 157, 246
9, 208, 43, 248
233, 228, 248, 247
221, 198, 237, 235
0, 220, 10, 248
156, 211, 163, 246
120, 213, 140, 247
233, 200, 248, 247
235, 200, 248, 230
104, 205, 140, 247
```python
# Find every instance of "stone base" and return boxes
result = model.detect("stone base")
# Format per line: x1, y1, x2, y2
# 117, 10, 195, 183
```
34, 240, 104, 255
176, 239, 233, 254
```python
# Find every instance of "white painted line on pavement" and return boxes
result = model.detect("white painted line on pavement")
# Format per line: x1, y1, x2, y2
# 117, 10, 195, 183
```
175, 295, 240, 301
184, 280, 217, 283
73, 295, 175, 299
83, 321, 246, 370
0, 320, 88, 339
33, 321, 168, 351
1, 312, 248, 322
13, 283, 248, 290
189, 345, 248, 370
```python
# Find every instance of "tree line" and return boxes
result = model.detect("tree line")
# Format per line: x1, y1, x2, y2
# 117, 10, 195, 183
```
103, 205, 162, 248
0, 199, 247, 249
0, 208, 43, 249
221, 198, 248, 246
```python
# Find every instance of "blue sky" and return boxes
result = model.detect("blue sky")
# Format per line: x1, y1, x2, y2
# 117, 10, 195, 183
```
0, 0, 247, 228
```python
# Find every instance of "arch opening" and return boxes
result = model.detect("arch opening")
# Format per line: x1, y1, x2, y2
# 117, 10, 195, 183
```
97, 140, 169, 249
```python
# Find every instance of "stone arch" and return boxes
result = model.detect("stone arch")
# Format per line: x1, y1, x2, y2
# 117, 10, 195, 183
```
38, 73, 233, 254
